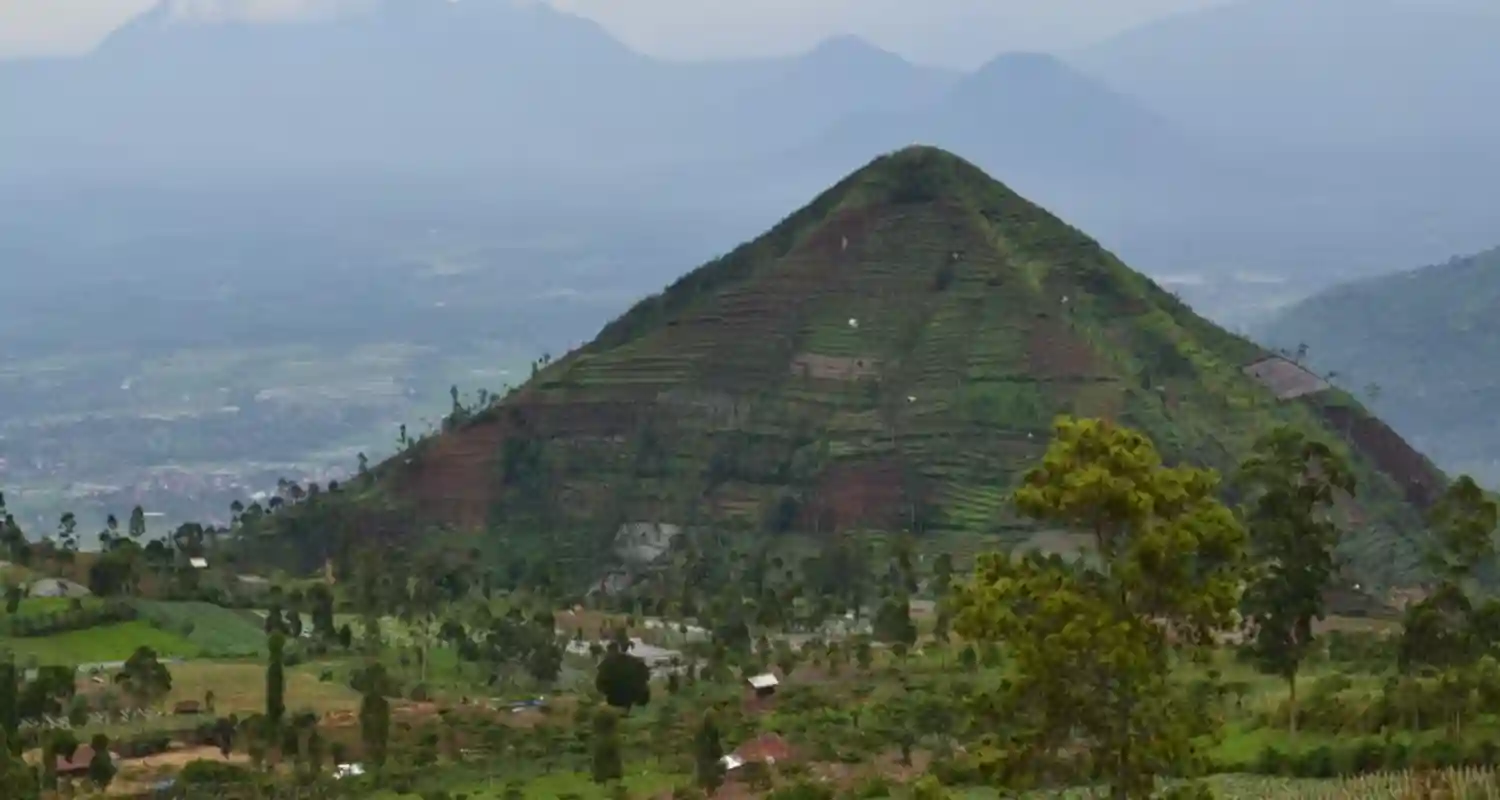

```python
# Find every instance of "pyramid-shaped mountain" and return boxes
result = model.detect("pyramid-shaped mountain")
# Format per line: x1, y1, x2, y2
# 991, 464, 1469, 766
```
385, 147, 1442, 588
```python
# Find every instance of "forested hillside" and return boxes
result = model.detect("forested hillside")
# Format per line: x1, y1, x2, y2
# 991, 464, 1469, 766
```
1262, 246, 1500, 485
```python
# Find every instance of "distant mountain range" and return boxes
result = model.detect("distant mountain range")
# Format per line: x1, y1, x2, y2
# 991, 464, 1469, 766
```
3, 0, 1498, 284
1072, 0, 1500, 148
0, 1, 958, 177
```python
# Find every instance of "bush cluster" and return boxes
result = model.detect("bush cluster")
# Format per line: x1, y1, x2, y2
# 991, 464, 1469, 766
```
3, 598, 135, 637
1241, 737, 1500, 779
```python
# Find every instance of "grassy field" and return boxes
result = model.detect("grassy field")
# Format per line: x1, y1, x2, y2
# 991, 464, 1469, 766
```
158, 661, 362, 718
0, 598, 276, 665
70, 660, 363, 740
0, 620, 196, 665
131, 600, 268, 657
8, 596, 105, 615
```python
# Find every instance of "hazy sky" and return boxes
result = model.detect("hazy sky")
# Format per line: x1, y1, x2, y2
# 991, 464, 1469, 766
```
0, 0, 1230, 66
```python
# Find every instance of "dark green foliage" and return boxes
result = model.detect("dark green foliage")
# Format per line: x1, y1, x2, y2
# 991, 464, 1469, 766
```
872, 594, 917, 648
590, 706, 624, 784
266, 632, 287, 731
0, 731, 34, 800
1398, 475, 1500, 673
116, 646, 173, 708
180, 759, 256, 786
1, 598, 136, 637
693, 711, 725, 793
358, 662, 392, 768
88, 733, 116, 790
1427, 475, 1498, 583
308, 585, 337, 640
0, 660, 15, 751
595, 646, 651, 712
1237, 426, 1355, 732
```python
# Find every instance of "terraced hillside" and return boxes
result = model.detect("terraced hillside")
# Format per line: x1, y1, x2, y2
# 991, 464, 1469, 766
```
379, 146, 1440, 588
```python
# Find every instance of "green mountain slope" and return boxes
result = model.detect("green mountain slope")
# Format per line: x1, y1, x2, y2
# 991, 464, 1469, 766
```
1261, 246, 1500, 486
313, 147, 1441, 589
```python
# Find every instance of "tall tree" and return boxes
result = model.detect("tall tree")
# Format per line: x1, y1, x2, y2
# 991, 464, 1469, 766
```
57, 513, 78, 553
357, 663, 391, 769
1399, 475, 1499, 672
590, 706, 624, 784
39, 731, 57, 791
308, 585, 337, 640
693, 710, 725, 793
1236, 427, 1355, 734
1427, 476, 1498, 589
266, 633, 286, 732
0, 730, 34, 800
954, 417, 1248, 799
0, 659, 16, 753
873, 591, 917, 649
127, 506, 146, 542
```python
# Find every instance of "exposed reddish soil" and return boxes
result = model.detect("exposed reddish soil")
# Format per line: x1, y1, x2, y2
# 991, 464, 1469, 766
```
1025, 315, 1107, 379
398, 415, 509, 529
801, 458, 915, 532
733, 733, 796, 764
790, 353, 882, 381
1312, 401, 1445, 508
392, 399, 646, 529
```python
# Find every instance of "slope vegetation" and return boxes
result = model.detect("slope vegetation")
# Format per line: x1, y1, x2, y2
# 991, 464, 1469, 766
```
1261, 246, 1500, 486
365, 147, 1439, 587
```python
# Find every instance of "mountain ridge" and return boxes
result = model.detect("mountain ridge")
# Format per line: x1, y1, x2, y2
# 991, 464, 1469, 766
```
1071, 0, 1500, 146
1261, 245, 1500, 486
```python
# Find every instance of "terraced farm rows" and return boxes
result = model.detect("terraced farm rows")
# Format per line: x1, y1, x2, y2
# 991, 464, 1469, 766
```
368, 147, 1437, 585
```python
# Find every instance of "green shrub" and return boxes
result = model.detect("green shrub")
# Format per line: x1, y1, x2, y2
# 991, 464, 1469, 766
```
1256, 745, 1290, 776
1419, 738, 1465, 769
766, 780, 835, 800
1293, 745, 1337, 778
179, 759, 255, 785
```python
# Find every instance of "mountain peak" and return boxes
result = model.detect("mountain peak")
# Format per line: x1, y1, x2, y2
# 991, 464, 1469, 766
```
972, 50, 1070, 76
370, 148, 1436, 589
803, 34, 900, 63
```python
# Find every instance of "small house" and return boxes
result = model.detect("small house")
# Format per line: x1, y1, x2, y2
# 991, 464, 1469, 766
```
173, 700, 202, 715
747, 673, 779, 698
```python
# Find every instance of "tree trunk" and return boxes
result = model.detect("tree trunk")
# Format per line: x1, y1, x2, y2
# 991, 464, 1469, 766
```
1288, 673, 1298, 736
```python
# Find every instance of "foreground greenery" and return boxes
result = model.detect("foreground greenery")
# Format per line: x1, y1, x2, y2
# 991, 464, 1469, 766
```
1, 413, 1495, 798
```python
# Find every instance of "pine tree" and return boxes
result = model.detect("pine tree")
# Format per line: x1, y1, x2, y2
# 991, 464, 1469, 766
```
266, 633, 286, 732
0, 659, 16, 753
358, 664, 391, 768
590, 706, 624, 784
693, 710, 725, 793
